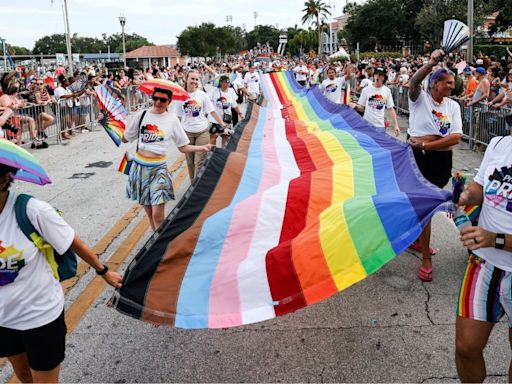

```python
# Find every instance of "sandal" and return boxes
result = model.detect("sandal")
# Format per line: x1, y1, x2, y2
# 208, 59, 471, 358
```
409, 242, 438, 255
418, 266, 433, 282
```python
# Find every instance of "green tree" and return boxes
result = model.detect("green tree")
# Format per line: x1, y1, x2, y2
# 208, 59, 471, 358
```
6, 45, 31, 56
288, 29, 317, 56
343, 0, 407, 51
245, 25, 281, 52
301, 0, 331, 56
486, 0, 512, 37
33, 34, 68, 55
33, 33, 152, 55
414, 0, 489, 48
177, 23, 243, 57
103, 33, 153, 53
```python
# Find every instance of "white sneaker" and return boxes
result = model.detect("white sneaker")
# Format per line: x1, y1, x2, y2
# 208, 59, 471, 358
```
81, 128, 89, 133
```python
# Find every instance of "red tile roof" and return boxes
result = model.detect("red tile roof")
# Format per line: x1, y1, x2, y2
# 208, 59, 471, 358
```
125, 45, 181, 58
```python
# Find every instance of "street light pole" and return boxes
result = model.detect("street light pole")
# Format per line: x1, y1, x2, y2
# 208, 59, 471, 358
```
0, 37, 6, 72
467, 0, 474, 62
63, 0, 73, 74
119, 15, 126, 68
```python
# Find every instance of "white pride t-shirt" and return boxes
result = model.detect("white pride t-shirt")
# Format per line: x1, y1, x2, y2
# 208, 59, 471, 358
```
174, 90, 215, 134
408, 90, 462, 137
244, 72, 261, 95
209, 87, 238, 122
0, 192, 75, 330
124, 110, 190, 155
320, 77, 346, 104
358, 84, 394, 128
293, 65, 308, 82
473, 136, 512, 271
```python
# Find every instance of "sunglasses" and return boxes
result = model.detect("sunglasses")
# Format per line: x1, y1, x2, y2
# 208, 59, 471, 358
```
36, 82, 44, 85
152, 96, 170, 103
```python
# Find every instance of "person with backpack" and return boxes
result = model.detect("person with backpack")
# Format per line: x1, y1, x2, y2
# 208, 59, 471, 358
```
0, 162, 122, 383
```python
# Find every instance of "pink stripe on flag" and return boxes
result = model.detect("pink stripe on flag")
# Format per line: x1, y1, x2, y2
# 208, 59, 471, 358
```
208, 115, 281, 328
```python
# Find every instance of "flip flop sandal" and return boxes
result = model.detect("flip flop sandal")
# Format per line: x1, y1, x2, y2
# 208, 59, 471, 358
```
409, 242, 438, 255
418, 266, 433, 282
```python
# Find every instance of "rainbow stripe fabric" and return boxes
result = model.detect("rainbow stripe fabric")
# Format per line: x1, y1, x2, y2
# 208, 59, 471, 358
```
117, 152, 133, 175
112, 71, 452, 329
0, 139, 51, 185
95, 85, 127, 147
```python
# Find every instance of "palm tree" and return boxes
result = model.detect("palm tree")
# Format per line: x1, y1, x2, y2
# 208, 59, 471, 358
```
301, 0, 331, 57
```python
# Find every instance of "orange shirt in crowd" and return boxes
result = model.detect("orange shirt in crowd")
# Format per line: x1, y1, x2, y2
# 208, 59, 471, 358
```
465, 77, 478, 96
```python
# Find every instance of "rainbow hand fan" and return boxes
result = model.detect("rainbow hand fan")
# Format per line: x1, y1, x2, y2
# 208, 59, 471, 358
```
441, 19, 470, 54
95, 85, 127, 147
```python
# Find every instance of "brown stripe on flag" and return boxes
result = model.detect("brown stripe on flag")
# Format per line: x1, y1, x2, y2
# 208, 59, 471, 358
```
141, 105, 261, 325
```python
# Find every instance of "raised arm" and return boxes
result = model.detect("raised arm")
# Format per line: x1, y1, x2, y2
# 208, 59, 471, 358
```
408, 49, 444, 102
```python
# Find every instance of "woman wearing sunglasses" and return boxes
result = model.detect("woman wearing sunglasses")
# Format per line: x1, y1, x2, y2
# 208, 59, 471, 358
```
122, 87, 213, 231
174, 69, 226, 180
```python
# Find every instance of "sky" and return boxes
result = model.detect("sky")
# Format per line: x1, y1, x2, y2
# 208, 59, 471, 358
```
0, 0, 351, 51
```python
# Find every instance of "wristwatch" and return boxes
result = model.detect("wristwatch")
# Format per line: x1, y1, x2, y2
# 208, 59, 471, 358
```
495, 233, 506, 249
96, 264, 109, 276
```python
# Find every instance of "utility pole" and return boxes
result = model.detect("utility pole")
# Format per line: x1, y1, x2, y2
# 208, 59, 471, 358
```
0, 37, 6, 71
226, 15, 232, 26
63, 0, 73, 74
119, 15, 127, 68
253, 11, 258, 28
467, 0, 474, 62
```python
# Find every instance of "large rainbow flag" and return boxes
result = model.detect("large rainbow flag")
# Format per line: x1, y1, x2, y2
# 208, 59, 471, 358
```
111, 71, 453, 329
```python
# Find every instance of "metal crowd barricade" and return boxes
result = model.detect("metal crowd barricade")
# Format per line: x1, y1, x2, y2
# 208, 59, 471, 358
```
7, 102, 61, 148
388, 86, 512, 149
2, 90, 153, 148
466, 104, 511, 149
55, 93, 99, 141
389, 85, 410, 115
125, 85, 152, 112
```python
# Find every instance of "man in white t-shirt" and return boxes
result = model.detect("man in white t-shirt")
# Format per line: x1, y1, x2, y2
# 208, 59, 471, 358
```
406, 49, 463, 282
455, 134, 512, 383
244, 66, 261, 101
293, 60, 308, 86
353, 67, 400, 136
319, 67, 347, 104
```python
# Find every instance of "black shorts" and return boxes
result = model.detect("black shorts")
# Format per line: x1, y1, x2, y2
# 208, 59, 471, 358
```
209, 123, 225, 135
0, 311, 66, 371
297, 80, 306, 86
412, 148, 453, 188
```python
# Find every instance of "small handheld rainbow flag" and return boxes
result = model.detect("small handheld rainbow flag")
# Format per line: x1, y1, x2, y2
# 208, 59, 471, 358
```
118, 152, 134, 175
342, 82, 351, 105
451, 171, 481, 225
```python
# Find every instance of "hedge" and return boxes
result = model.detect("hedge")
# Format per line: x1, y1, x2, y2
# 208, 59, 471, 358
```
348, 51, 403, 61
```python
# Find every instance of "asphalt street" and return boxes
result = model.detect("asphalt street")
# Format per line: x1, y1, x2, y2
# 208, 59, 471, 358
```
0, 111, 508, 383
